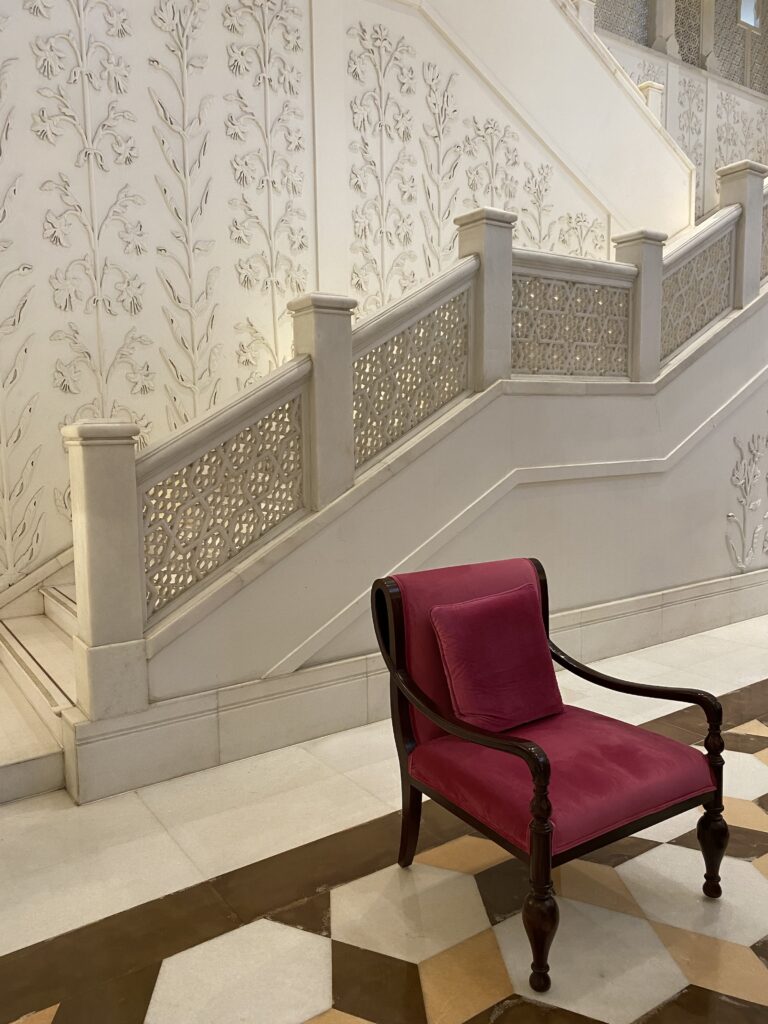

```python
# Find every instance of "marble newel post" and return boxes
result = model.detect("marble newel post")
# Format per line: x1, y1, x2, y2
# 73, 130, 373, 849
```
613, 229, 667, 383
62, 421, 148, 721
289, 293, 358, 510
455, 208, 517, 391
716, 160, 768, 309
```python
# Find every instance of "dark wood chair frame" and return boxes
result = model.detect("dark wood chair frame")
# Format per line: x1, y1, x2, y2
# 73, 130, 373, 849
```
371, 558, 729, 993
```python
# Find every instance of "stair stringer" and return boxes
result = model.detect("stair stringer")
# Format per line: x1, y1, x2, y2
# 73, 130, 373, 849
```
143, 282, 768, 702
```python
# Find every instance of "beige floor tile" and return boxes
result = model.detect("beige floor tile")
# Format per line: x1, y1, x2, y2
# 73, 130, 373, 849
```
757, 749, 768, 767
729, 720, 768, 738
723, 796, 768, 833
415, 836, 511, 875
756, 853, 768, 880
652, 922, 768, 1006
304, 1012, 369, 1024
553, 860, 645, 918
11, 1010, 58, 1024
419, 929, 513, 1024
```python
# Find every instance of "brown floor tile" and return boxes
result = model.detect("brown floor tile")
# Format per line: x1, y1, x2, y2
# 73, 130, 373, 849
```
212, 806, 467, 927
420, 802, 474, 847
579, 836, 659, 867
552, 860, 644, 917
757, 793, 768, 815
267, 891, 331, 937
474, 858, 530, 925
464, 998, 596, 1022
332, 940, 427, 1024
415, 836, 511, 875
419, 929, 513, 1024
671, 823, 768, 860
51, 964, 160, 1024
640, 984, 768, 1022
640, 717, 703, 744
305, 1012, 371, 1024
0, 882, 238, 1024
721, 681, 768, 730
751, 936, 768, 970
724, 733, 768, 754
652, 923, 768, 1007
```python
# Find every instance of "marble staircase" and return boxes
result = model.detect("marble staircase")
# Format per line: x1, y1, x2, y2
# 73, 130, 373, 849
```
0, 574, 76, 803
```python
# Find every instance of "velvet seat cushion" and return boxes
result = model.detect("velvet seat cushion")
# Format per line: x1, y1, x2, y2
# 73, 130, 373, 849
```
409, 705, 716, 855
430, 583, 563, 732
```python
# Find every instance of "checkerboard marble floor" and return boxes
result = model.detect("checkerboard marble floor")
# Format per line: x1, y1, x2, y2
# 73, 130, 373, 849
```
3, 618, 768, 1023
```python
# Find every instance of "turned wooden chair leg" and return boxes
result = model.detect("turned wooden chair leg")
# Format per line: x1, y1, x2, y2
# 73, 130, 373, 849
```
398, 779, 422, 868
698, 802, 729, 898
523, 791, 559, 992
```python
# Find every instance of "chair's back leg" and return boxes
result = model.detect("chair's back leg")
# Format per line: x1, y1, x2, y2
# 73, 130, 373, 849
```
698, 723, 729, 898
523, 782, 559, 992
398, 779, 422, 868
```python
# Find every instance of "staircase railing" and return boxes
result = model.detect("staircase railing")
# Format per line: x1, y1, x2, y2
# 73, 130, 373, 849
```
61, 164, 768, 722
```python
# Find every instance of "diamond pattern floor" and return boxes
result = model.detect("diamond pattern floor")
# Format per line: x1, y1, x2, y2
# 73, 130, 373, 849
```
3, 691, 768, 1023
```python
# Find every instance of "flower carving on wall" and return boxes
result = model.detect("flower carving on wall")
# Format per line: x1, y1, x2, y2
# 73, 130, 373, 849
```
716, 90, 755, 172
0, 57, 45, 588
224, 0, 308, 380
31, 0, 153, 458
347, 22, 418, 314
677, 76, 705, 216
150, 0, 221, 430
463, 117, 518, 211
727, 433, 768, 571
420, 62, 461, 275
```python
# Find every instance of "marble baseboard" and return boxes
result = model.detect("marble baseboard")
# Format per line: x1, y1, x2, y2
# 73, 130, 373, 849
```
63, 568, 768, 801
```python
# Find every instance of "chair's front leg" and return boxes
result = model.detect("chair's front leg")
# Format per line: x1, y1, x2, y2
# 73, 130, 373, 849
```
698, 722, 729, 898
523, 780, 559, 992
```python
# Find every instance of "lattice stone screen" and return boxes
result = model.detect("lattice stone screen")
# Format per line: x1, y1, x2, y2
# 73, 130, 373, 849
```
675, 0, 703, 66
142, 396, 304, 617
594, 0, 649, 44
714, 0, 746, 85
511, 275, 630, 376
353, 289, 470, 468
661, 231, 734, 361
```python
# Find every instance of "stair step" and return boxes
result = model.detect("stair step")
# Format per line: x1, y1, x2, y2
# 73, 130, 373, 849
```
41, 585, 77, 637
0, 616, 75, 744
0, 664, 64, 803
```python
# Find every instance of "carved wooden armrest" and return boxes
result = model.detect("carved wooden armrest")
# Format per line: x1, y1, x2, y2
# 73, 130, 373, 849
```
549, 640, 723, 730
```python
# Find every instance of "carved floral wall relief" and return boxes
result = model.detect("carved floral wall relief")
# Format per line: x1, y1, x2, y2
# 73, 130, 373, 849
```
224, 0, 307, 384
727, 433, 768, 572
149, 0, 220, 430
0, 56, 45, 589
677, 75, 705, 217
347, 22, 418, 315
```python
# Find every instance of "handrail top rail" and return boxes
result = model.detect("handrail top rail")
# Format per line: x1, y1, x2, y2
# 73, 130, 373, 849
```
511, 248, 637, 288
663, 203, 740, 275
136, 354, 312, 487
352, 254, 480, 355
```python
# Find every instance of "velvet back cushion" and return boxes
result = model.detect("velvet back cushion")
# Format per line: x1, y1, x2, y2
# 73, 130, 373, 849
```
430, 583, 564, 732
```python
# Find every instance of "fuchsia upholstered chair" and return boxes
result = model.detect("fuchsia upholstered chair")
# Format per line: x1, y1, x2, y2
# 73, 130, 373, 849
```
370, 558, 728, 993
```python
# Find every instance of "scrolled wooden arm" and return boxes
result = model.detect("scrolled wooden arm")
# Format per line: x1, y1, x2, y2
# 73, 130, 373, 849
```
548, 640, 723, 730
392, 668, 551, 785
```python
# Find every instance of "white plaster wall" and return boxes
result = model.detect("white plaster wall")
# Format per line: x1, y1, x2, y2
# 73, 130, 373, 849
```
603, 31, 768, 218
0, 0, 686, 595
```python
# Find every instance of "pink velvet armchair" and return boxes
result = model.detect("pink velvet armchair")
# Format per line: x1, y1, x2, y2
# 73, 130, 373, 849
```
370, 558, 728, 993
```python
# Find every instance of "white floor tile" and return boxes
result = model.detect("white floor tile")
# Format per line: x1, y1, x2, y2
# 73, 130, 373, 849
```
146, 920, 331, 1024
494, 898, 686, 1024
300, 720, 397, 772
0, 791, 202, 955
331, 863, 489, 962
345, 757, 404, 811
158, 774, 392, 878
137, 746, 337, 829
618, 844, 768, 945
633, 807, 702, 843
687, 644, 768, 688
692, 747, 768, 800
638, 634, 745, 670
